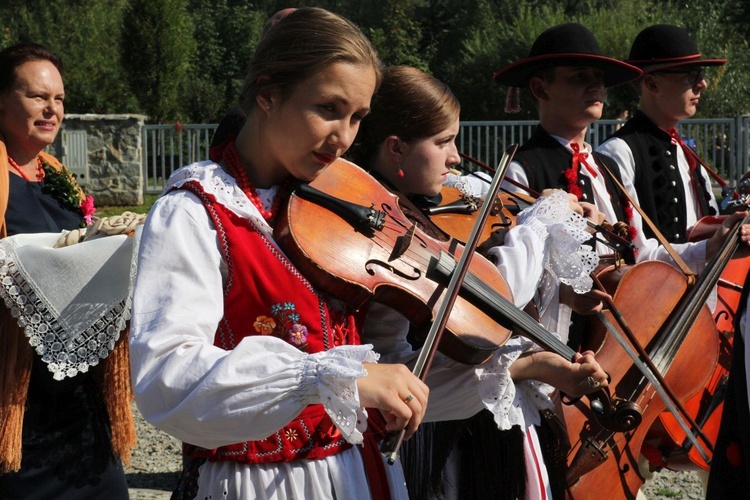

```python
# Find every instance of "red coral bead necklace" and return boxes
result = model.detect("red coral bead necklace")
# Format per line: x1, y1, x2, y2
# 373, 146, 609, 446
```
222, 142, 285, 222
8, 155, 45, 182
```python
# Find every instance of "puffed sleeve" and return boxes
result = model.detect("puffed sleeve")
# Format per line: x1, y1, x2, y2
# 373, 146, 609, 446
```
130, 190, 376, 448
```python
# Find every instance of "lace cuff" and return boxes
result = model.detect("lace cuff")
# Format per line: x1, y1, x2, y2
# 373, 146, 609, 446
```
518, 190, 598, 293
443, 173, 491, 198
308, 344, 379, 444
476, 336, 555, 430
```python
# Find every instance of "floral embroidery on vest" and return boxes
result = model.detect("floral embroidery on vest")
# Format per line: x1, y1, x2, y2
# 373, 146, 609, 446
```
254, 302, 310, 349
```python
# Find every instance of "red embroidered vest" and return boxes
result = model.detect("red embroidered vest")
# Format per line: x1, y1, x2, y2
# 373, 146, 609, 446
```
179, 181, 365, 464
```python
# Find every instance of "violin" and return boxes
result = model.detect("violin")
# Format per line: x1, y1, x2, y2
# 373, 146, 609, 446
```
424, 185, 513, 245
274, 158, 637, 432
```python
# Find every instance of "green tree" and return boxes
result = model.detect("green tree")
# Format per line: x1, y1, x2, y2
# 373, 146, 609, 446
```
180, 0, 265, 123
121, 0, 196, 122
366, 0, 433, 71
0, 0, 137, 113
433, 0, 750, 120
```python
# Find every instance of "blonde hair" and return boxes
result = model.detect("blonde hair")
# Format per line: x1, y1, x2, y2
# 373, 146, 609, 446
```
239, 7, 382, 114
350, 65, 460, 167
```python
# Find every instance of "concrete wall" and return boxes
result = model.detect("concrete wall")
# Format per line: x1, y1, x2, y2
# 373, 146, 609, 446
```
49, 114, 148, 206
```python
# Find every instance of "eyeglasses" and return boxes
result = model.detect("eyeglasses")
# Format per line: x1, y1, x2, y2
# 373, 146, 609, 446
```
654, 68, 705, 87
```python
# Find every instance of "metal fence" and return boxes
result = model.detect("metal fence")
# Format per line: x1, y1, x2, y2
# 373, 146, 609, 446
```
144, 117, 750, 194
458, 117, 744, 185
143, 124, 217, 193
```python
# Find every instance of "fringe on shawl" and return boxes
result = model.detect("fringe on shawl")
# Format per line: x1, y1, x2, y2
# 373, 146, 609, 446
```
456, 410, 527, 500
98, 328, 136, 465
0, 312, 136, 472
0, 314, 33, 472
538, 409, 570, 499
400, 410, 528, 500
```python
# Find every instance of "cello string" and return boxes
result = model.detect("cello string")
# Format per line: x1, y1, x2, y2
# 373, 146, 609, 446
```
595, 311, 713, 462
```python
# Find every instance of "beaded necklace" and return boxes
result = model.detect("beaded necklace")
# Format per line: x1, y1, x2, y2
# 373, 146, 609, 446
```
7, 155, 45, 182
222, 141, 286, 222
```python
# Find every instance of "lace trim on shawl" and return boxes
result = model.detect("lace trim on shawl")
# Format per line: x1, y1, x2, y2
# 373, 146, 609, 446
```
517, 190, 598, 294
476, 336, 555, 430
0, 234, 136, 380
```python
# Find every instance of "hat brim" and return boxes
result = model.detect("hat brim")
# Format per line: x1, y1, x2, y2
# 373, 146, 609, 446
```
493, 53, 642, 88
632, 58, 727, 73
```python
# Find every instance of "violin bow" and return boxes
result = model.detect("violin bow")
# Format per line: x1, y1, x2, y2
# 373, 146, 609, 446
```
380, 144, 519, 464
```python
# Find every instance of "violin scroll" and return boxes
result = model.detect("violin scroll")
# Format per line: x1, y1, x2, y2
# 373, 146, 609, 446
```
574, 388, 643, 434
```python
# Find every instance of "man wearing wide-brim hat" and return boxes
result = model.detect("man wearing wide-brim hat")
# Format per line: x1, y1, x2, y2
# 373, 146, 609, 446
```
597, 24, 722, 245
495, 23, 640, 344
493, 21, 648, 500
495, 22, 641, 246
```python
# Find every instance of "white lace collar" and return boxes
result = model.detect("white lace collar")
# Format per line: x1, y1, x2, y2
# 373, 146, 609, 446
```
166, 161, 282, 239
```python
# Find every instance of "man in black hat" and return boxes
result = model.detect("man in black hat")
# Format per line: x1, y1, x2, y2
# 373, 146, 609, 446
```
495, 23, 641, 345
491, 22, 650, 500
597, 24, 723, 244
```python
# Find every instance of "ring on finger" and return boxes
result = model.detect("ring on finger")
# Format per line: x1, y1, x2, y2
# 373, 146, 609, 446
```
587, 376, 600, 389
403, 394, 414, 404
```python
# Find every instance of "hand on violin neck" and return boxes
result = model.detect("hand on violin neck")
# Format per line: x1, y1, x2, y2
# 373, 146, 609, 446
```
357, 362, 428, 440
579, 201, 606, 231
559, 284, 610, 315
705, 210, 750, 260
508, 350, 608, 398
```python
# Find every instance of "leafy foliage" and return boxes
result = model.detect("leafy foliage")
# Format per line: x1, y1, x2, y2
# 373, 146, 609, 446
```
0, 0, 137, 113
0, 0, 749, 122
121, 0, 196, 121
179, 0, 266, 123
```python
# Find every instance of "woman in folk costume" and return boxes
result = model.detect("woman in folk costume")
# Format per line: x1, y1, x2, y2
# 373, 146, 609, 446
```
348, 65, 610, 500
129, 8, 429, 499
0, 43, 135, 498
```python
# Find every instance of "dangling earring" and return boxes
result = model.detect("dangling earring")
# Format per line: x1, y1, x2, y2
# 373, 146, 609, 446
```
397, 163, 404, 178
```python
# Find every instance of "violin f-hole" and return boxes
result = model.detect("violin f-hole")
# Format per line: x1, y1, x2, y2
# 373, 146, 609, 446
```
365, 259, 422, 281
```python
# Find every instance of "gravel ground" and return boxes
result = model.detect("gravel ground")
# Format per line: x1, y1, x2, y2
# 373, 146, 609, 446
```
125, 404, 706, 499
126, 405, 181, 500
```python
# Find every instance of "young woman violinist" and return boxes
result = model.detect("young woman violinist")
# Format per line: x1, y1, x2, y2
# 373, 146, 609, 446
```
130, 9, 429, 499
348, 65, 609, 499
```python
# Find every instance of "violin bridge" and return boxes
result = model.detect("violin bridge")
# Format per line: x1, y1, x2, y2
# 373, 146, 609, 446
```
390, 223, 416, 261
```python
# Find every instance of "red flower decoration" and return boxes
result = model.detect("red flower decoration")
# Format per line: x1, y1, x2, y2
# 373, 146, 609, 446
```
81, 195, 97, 226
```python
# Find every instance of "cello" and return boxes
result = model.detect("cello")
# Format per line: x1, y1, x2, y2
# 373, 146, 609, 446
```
641, 155, 750, 472
644, 214, 750, 471
563, 211, 750, 499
